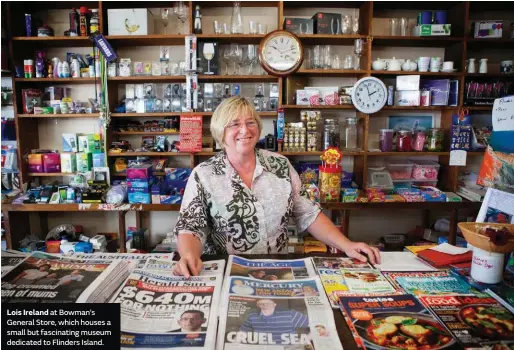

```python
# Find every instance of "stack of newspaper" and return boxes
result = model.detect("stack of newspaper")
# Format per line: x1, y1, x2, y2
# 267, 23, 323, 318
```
217, 255, 343, 350
1, 249, 28, 277
110, 258, 225, 350
1, 251, 133, 303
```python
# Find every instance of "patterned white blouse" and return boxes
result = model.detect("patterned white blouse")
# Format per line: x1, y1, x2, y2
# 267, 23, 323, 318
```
173, 149, 322, 254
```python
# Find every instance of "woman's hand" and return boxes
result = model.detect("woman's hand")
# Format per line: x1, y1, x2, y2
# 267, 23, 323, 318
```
343, 241, 381, 265
173, 254, 203, 277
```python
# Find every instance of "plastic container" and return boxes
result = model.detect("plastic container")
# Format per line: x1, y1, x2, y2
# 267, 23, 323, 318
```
396, 130, 412, 152
379, 129, 394, 152
366, 167, 394, 190
45, 240, 61, 253
387, 160, 414, 180
411, 160, 440, 180
470, 246, 505, 284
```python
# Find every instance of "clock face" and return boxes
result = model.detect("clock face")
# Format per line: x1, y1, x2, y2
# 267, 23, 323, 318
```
259, 30, 303, 76
351, 77, 387, 114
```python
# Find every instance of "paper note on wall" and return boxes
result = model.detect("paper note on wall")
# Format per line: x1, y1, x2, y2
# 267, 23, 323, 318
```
492, 96, 514, 131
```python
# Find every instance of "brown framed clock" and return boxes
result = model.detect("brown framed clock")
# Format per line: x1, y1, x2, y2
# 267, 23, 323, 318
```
258, 30, 304, 77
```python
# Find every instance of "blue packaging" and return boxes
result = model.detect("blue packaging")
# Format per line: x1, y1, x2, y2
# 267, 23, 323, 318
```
128, 187, 150, 194
92, 153, 106, 167
127, 179, 150, 189
128, 192, 151, 204
160, 195, 182, 204
438, 235, 467, 247
75, 241, 93, 253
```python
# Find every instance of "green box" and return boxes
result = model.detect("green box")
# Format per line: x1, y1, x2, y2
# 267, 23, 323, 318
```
89, 134, 103, 153
420, 24, 451, 36
76, 152, 93, 172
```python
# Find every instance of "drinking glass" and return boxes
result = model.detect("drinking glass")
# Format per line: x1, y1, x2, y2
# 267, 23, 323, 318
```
390, 18, 399, 36
221, 47, 231, 75
354, 39, 363, 70
352, 17, 359, 34
179, 61, 186, 75
343, 54, 354, 69
161, 8, 170, 34
323, 45, 332, 69
203, 43, 215, 74
229, 44, 242, 75
214, 21, 223, 34
313, 45, 322, 69
173, 1, 188, 34
400, 17, 408, 36
223, 23, 230, 34
249, 21, 257, 34
342, 15, 351, 34
245, 45, 257, 74
332, 54, 341, 69
258, 23, 267, 34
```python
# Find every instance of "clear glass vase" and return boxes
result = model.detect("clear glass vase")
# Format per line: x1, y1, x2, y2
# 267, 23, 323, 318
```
231, 1, 244, 34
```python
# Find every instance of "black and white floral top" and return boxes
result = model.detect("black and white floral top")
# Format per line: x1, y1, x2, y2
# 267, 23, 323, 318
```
173, 149, 321, 255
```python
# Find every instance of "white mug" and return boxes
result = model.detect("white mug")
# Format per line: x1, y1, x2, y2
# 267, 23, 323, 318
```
442, 61, 454, 71
430, 57, 442, 72
417, 57, 430, 72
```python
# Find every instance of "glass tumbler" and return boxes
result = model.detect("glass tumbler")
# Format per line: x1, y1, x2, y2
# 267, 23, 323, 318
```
313, 45, 322, 69
400, 17, 408, 36
342, 15, 351, 34
352, 17, 359, 34
390, 18, 399, 36
343, 54, 354, 70
323, 45, 332, 69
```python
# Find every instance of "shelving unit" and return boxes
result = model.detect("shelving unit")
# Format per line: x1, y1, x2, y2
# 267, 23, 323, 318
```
3, 1, 512, 252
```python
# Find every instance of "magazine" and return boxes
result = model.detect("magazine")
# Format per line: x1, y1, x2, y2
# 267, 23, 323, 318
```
1, 252, 131, 303
317, 268, 348, 309
143, 258, 225, 276
419, 294, 514, 349
218, 276, 343, 350
341, 269, 397, 294
339, 294, 456, 350
69, 252, 175, 269
395, 275, 476, 297
110, 269, 222, 350
312, 257, 373, 270
383, 271, 450, 290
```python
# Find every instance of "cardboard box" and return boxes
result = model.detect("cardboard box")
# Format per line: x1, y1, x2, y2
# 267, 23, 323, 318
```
126, 165, 153, 179
473, 21, 502, 38
60, 153, 77, 173
76, 152, 93, 172
28, 153, 44, 173
128, 192, 151, 204
296, 89, 319, 105
396, 75, 420, 91
128, 187, 150, 194
311, 12, 341, 34
78, 135, 89, 152
420, 24, 451, 36
43, 153, 60, 173
306, 86, 339, 105
92, 153, 106, 168
394, 90, 421, 106
127, 179, 150, 189
284, 17, 314, 35
185, 35, 197, 72
196, 42, 219, 75
62, 133, 78, 152
107, 9, 154, 36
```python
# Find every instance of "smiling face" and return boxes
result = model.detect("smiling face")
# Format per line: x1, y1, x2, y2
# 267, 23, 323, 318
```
178, 311, 205, 332
256, 299, 276, 316
223, 113, 259, 156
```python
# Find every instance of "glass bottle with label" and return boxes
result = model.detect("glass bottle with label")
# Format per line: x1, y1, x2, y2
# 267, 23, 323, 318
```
345, 117, 358, 149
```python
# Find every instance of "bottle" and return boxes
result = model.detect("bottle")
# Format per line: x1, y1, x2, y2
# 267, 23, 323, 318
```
69, 8, 80, 35
230, 1, 243, 34
71, 57, 80, 78
345, 117, 358, 149
61, 61, 70, 78
468, 58, 476, 74
193, 5, 202, 34
90, 9, 99, 33
35, 51, 45, 78
52, 57, 60, 78
79, 7, 89, 36
479, 58, 488, 74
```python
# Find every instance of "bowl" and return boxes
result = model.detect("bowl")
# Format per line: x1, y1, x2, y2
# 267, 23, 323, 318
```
458, 222, 514, 253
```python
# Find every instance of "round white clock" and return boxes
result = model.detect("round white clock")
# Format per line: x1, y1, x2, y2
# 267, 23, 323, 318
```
351, 77, 387, 114
258, 30, 304, 77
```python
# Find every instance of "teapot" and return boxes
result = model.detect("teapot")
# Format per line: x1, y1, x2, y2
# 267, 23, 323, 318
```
372, 58, 386, 71
387, 57, 402, 71
402, 59, 417, 71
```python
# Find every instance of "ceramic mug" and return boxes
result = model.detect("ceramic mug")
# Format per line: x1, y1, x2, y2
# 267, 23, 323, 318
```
442, 61, 454, 71
500, 60, 513, 74
430, 57, 442, 72
417, 57, 430, 72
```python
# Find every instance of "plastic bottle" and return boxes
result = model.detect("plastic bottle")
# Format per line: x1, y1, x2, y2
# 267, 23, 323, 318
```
35, 51, 45, 78
71, 57, 80, 78
69, 8, 80, 35
90, 9, 99, 33
56, 61, 63, 78
79, 7, 89, 36
61, 61, 70, 78
52, 57, 60, 78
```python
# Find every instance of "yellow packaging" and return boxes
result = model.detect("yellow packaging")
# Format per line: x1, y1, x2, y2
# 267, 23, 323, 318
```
304, 236, 327, 253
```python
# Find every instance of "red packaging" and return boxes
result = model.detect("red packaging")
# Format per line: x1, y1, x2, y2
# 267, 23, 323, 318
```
126, 165, 153, 180
21, 88, 42, 114
43, 153, 61, 173
179, 115, 202, 152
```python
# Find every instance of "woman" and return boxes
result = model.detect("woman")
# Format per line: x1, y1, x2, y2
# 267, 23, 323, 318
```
173, 97, 380, 277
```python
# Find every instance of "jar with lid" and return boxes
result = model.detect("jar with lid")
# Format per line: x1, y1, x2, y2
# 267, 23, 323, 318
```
344, 117, 358, 149
412, 130, 426, 151
379, 129, 394, 152
396, 130, 412, 152
90, 9, 99, 33
428, 128, 444, 151
323, 118, 340, 150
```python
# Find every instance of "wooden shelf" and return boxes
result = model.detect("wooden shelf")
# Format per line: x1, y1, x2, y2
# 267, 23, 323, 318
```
199, 111, 277, 117
198, 75, 278, 81
322, 201, 482, 210
107, 152, 191, 157
113, 131, 179, 135
372, 36, 463, 47
108, 76, 185, 82
195, 1, 279, 8
367, 152, 449, 156
14, 77, 97, 84
28, 173, 77, 177
112, 112, 183, 117
465, 106, 493, 111
372, 71, 462, 77
381, 106, 458, 111
465, 73, 513, 78
296, 69, 368, 76
466, 38, 514, 49
113, 172, 166, 177
106, 35, 186, 46
281, 105, 355, 110
17, 113, 99, 118
297, 34, 366, 45
196, 34, 265, 44
12, 36, 92, 47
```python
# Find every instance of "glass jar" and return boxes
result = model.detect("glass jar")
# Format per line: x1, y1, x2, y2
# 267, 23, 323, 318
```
323, 118, 340, 150
412, 130, 426, 151
428, 128, 444, 151
379, 129, 394, 152
396, 130, 412, 152
345, 117, 358, 149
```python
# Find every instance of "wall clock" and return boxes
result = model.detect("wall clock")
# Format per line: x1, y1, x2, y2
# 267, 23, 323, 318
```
258, 30, 304, 77
351, 77, 388, 114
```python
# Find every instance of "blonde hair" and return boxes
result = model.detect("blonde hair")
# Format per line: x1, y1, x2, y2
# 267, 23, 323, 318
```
210, 97, 263, 149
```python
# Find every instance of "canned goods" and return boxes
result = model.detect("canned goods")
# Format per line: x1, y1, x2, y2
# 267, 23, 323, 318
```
420, 90, 431, 106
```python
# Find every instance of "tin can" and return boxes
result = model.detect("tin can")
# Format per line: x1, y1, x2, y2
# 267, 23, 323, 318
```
387, 85, 394, 106
24, 59, 34, 78
420, 90, 431, 106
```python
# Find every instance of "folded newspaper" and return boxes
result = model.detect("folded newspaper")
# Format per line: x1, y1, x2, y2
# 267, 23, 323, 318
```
110, 269, 222, 350
1, 251, 28, 277
1, 252, 132, 303
67, 253, 175, 269
143, 258, 225, 276
218, 276, 343, 350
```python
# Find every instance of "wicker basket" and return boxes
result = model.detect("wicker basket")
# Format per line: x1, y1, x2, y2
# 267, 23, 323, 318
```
458, 222, 514, 254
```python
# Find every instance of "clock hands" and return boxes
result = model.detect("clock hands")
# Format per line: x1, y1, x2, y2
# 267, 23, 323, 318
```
270, 45, 283, 54
369, 91, 378, 96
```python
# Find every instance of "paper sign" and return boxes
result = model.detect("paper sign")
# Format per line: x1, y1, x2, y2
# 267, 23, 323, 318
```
449, 150, 467, 166
430, 243, 471, 255
492, 96, 514, 131
375, 252, 437, 272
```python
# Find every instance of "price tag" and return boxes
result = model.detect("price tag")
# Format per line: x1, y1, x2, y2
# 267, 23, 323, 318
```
450, 150, 467, 166
492, 96, 514, 132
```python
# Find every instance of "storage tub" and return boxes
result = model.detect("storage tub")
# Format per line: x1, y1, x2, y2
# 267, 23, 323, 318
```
387, 160, 414, 180
411, 160, 440, 180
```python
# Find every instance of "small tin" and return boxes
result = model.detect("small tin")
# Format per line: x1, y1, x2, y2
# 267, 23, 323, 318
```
420, 90, 431, 106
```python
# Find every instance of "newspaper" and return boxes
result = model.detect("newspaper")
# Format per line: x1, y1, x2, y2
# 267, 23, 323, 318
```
110, 269, 222, 350
1, 252, 131, 303
218, 276, 343, 350
64, 252, 175, 269
1, 252, 27, 277
143, 258, 225, 276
